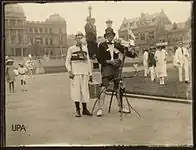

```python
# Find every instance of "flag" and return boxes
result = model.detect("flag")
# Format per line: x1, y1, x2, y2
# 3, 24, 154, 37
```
127, 22, 135, 40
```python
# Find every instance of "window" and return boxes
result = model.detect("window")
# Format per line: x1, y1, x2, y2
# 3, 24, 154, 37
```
10, 20, 15, 26
135, 32, 139, 40
45, 28, 48, 33
50, 38, 53, 45
10, 31, 16, 44
18, 31, 23, 44
149, 31, 154, 39
140, 33, 145, 40
30, 37, 33, 44
145, 32, 149, 40
29, 28, 33, 33
34, 28, 38, 33
17, 20, 22, 25
49, 28, 52, 33
45, 38, 48, 45
59, 28, 62, 33
40, 37, 43, 44
5, 19, 8, 26
39, 28, 43, 33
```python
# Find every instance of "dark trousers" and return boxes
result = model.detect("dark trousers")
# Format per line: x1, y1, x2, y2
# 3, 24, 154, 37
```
87, 41, 98, 58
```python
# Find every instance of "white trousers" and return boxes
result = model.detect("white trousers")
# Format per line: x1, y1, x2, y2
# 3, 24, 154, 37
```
144, 66, 149, 77
70, 74, 90, 103
178, 64, 189, 82
149, 66, 156, 81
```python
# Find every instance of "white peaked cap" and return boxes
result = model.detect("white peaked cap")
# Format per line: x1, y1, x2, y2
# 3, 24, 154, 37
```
28, 54, 32, 58
75, 31, 84, 37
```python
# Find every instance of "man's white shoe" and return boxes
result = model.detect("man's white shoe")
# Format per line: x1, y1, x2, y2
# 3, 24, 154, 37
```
96, 109, 103, 117
118, 107, 130, 113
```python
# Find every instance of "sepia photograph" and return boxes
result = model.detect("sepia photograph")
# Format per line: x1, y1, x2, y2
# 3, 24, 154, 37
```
3, 1, 193, 146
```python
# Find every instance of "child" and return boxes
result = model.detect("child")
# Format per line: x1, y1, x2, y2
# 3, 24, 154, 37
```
6, 59, 16, 93
18, 63, 28, 91
133, 63, 138, 76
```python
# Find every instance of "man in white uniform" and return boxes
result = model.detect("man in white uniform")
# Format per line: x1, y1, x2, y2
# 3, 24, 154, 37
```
143, 48, 149, 78
154, 44, 168, 85
25, 54, 35, 78
65, 31, 93, 117
174, 41, 190, 83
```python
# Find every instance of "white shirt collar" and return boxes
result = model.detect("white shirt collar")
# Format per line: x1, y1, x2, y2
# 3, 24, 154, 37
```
106, 40, 115, 44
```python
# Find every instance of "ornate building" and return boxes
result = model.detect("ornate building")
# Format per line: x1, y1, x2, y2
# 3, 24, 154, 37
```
4, 4, 68, 57
118, 9, 191, 48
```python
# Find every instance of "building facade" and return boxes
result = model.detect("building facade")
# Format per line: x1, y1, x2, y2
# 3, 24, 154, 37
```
4, 4, 68, 57
118, 9, 191, 49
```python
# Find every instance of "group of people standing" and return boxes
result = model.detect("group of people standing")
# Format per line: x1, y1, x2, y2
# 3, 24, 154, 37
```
65, 19, 137, 117
5, 54, 44, 93
143, 41, 190, 85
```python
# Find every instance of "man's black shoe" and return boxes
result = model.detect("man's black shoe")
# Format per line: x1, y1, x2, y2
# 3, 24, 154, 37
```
82, 109, 93, 116
76, 111, 82, 117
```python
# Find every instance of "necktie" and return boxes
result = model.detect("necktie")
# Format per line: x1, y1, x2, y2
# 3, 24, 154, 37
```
181, 48, 184, 54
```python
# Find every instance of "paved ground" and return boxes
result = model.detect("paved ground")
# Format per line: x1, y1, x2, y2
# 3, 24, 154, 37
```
6, 73, 193, 146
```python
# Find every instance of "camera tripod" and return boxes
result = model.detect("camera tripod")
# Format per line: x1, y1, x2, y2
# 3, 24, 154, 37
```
91, 47, 141, 120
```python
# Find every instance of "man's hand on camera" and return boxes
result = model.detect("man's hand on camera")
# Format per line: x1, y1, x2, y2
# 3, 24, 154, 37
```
68, 71, 74, 79
106, 59, 120, 66
106, 60, 114, 64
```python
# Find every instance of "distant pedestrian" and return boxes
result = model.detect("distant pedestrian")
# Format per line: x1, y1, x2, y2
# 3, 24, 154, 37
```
6, 59, 16, 93
174, 41, 190, 84
148, 46, 156, 82
155, 44, 168, 85
133, 63, 138, 76
25, 54, 35, 78
35, 59, 45, 74
143, 48, 149, 78
18, 63, 28, 91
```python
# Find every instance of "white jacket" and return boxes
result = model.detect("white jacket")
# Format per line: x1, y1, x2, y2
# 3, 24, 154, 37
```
174, 47, 189, 67
65, 45, 92, 76
143, 51, 149, 66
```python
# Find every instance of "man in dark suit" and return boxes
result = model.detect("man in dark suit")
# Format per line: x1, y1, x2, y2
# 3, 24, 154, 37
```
148, 46, 156, 82
84, 17, 97, 59
96, 28, 137, 117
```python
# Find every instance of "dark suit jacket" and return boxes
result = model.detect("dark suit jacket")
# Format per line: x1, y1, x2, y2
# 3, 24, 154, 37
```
97, 41, 137, 77
148, 52, 156, 67
84, 23, 97, 42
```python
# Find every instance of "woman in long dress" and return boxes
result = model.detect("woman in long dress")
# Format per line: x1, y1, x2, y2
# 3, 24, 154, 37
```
154, 45, 168, 85
6, 59, 16, 92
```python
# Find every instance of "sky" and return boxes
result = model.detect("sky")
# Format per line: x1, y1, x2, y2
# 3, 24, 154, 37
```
19, 1, 192, 36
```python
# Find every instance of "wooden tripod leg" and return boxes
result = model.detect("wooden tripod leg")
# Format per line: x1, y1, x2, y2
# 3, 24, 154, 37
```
91, 97, 99, 114
108, 85, 116, 113
118, 87, 123, 120
124, 90, 141, 117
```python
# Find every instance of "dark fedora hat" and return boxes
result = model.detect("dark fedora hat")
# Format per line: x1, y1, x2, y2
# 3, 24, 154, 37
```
104, 27, 116, 38
105, 19, 113, 23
